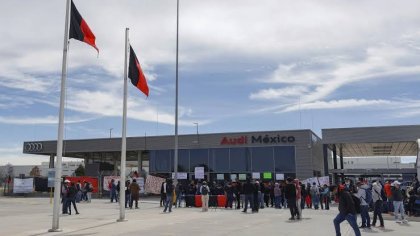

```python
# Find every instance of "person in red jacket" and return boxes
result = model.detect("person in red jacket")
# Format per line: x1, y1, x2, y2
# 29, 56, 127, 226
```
384, 180, 393, 212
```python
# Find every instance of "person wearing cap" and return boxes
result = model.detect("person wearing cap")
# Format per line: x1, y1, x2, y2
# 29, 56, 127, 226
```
391, 180, 408, 223
200, 181, 210, 212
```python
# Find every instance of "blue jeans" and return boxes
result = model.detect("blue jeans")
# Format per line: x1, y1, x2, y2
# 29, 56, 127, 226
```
176, 193, 184, 207
274, 196, 281, 208
333, 213, 361, 236
312, 194, 319, 209
110, 190, 118, 202
243, 194, 254, 212
125, 193, 131, 208
393, 201, 405, 221
360, 205, 370, 227
163, 194, 173, 212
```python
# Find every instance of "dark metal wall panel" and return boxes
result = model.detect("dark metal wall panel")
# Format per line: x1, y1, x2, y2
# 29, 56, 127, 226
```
322, 125, 420, 144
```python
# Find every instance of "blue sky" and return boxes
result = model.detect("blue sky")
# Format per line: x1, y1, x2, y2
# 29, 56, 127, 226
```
1, 0, 420, 165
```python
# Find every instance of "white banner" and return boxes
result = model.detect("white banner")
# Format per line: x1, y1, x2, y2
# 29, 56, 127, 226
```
103, 176, 120, 191
145, 175, 165, 194
275, 173, 284, 180
252, 172, 260, 179
171, 172, 188, 180
13, 178, 34, 193
318, 176, 330, 186
195, 167, 205, 179
216, 174, 224, 180
230, 174, 238, 181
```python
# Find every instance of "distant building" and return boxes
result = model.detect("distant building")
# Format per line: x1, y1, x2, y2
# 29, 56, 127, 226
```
342, 157, 415, 169
0, 161, 84, 177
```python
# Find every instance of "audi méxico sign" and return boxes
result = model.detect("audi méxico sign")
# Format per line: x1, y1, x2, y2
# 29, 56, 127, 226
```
24, 142, 43, 152
220, 134, 295, 145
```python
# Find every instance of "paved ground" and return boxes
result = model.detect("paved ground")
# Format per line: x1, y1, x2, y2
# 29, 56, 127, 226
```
0, 196, 419, 236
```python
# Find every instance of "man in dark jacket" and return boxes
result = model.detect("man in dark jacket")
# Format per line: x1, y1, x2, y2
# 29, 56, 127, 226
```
242, 178, 255, 213
333, 187, 361, 236
284, 177, 297, 220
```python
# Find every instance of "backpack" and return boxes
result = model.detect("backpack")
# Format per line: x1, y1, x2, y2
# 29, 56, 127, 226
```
201, 185, 209, 195
352, 195, 361, 214
363, 188, 372, 205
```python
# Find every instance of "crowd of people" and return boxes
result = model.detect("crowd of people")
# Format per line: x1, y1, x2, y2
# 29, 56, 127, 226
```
61, 179, 93, 215
155, 177, 332, 218
333, 177, 420, 236
60, 174, 420, 236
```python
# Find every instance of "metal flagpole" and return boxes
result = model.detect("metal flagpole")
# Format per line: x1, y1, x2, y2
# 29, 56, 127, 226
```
118, 27, 129, 222
174, 0, 179, 185
49, 0, 71, 232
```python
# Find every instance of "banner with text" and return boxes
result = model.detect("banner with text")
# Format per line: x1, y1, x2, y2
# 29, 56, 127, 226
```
13, 178, 34, 193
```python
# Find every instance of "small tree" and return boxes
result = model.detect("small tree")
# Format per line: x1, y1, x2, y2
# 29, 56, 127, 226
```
29, 166, 41, 177
74, 164, 85, 176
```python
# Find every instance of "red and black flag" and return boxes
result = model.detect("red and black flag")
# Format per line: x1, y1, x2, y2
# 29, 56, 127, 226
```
69, 0, 98, 52
128, 45, 149, 97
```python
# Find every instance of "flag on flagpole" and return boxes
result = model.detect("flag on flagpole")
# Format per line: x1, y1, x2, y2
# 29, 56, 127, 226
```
128, 46, 149, 96
70, 0, 98, 52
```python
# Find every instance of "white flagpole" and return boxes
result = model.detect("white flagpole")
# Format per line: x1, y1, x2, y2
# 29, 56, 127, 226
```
174, 0, 179, 186
49, 0, 71, 232
118, 27, 129, 222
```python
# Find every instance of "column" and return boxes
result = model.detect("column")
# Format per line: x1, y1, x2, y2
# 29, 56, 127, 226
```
49, 154, 55, 168
339, 145, 344, 183
417, 139, 420, 182
322, 144, 329, 176
137, 151, 142, 173
332, 144, 338, 184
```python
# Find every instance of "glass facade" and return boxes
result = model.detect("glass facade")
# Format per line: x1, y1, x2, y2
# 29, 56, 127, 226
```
149, 146, 295, 174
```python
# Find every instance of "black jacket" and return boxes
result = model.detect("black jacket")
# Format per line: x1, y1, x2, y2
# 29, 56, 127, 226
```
284, 183, 296, 200
242, 182, 255, 195
338, 190, 356, 215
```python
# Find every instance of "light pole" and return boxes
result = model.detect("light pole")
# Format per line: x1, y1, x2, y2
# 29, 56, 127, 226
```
109, 128, 113, 139
194, 122, 199, 144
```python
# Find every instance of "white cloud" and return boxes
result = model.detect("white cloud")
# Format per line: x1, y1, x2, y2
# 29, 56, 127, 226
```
0, 115, 95, 125
249, 86, 309, 101
280, 99, 392, 113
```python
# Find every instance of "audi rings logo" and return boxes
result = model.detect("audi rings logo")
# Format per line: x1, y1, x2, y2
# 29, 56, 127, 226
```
24, 142, 43, 152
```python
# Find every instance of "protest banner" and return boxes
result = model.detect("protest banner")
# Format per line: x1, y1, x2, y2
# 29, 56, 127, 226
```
13, 178, 34, 193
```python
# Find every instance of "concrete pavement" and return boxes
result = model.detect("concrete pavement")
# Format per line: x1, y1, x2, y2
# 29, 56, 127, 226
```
0, 197, 419, 236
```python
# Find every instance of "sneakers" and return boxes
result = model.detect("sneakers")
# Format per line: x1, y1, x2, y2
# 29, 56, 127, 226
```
402, 219, 408, 224
396, 220, 402, 223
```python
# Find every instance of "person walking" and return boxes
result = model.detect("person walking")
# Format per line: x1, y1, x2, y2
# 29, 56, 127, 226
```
125, 179, 131, 209
61, 179, 70, 214
295, 179, 302, 219
253, 181, 261, 213
371, 180, 384, 228
392, 181, 408, 223
310, 182, 320, 209
130, 179, 140, 209
274, 182, 282, 209
163, 179, 174, 213
233, 180, 242, 209
384, 180, 393, 213
285, 177, 297, 220
67, 182, 80, 215
320, 184, 330, 210
225, 182, 234, 209
85, 182, 93, 203
242, 178, 254, 213
333, 187, 361, 236
357, 181, 371, 228
110, 179, 118, 203
200, 181, 210, 212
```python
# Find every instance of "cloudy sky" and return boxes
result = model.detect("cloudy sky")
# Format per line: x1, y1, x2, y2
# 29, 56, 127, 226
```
1, 0, 420, 165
